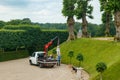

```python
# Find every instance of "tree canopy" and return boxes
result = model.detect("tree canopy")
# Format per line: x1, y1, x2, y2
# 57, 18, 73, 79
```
62, 0, 77, 17
75, 0, 93, 19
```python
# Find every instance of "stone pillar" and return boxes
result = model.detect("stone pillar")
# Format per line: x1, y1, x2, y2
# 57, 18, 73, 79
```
76, 67, 84, 80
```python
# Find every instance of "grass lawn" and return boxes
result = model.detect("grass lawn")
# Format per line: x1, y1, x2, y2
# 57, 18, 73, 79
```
50, 38, 120, 80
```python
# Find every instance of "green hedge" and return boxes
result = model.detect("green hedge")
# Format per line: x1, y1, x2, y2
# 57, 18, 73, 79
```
0, 25, 41, 53
0, 29, 26, 49
0, 50, 29, 62
0, 25, 68, 55
3, 25, 41, 30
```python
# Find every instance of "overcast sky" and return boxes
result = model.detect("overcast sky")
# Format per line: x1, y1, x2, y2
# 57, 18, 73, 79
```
0, 0, 102, 24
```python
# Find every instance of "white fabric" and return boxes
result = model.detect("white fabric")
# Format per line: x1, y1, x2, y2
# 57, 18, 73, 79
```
56, 46, 61, 56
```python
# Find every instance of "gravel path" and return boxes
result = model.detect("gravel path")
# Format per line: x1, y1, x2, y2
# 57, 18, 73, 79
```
92, 37, 113, 41
0, 58, 74, 80
0, 58, 89, 80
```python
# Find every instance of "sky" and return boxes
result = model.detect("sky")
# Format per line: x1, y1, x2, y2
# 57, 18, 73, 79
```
0, 0, 102, 24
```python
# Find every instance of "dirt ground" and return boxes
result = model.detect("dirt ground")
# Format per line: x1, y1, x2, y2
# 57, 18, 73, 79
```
92, 37, 114, 41
0, 58, 89, 80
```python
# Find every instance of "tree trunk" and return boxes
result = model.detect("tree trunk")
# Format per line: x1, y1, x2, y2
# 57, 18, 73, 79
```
67, 17, 76, 41
82, 14, 88, 37
79, 61, 81, 67
100, 73, 103, 80
114, 11, 120, 41
105, 13, 110, 37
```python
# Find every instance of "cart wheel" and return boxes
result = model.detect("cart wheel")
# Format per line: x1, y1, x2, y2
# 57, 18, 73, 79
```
39, 64, 43, 68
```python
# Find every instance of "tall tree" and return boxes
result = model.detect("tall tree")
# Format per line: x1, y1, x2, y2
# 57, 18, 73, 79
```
113, 0, 120, 41
75, 0, 93, 37
99, 0, 112, 37
102, 12, 112, 36
104, 0, 120, 41
62, 0, 76, 41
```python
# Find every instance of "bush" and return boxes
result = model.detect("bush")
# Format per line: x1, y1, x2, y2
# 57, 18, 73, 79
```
0, 50, 29, 62
0, 25, 68, 55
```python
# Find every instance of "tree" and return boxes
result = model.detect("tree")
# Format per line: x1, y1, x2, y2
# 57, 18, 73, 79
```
68, 51, 74, 64
62, 0, 77, 41
103, 0, 120, 41
99, 0, 113, 37
102, 12, 112, 37
0, 21, 5, 29
7, 19, 21, 25
75, 0, 93, 37
76, 53, 84, 67
20, 18, 31, 25
96, 62, 107, 80
112, 1, 120, 41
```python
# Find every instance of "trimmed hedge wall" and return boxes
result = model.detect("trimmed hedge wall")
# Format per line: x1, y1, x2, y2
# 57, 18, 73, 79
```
0, 50, 29, 62
0, 25, 68, 56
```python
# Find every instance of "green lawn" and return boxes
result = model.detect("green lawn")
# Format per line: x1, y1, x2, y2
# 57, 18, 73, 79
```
50, 38, 120, 80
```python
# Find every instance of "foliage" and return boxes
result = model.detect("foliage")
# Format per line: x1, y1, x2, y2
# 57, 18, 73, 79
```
3, 25, 40, 30
96, 62, 107, 80
105, 0, 120, 40
39, 31, 68, 51
75, 0, 93, 19
101, 11, 112, 23
75, 0, 93, 37
99, 0, 113, 37
37, 22, 116, 37
0, 25, 68, 55
0, 50, 29, 62
6, 18, 32, 25
7, 19, 21, 25
68, 51, 74, 64
105, 0, 120, 13
39, 23, 67, 30
0, 18, 116, 37
0, 29, 26, 50
37, 22, 105, 37
62, 0, 77, 17
87, 23, 100, 37
0, 21, 5, 29
96, 22, 116, 37
0, 25, 41, 55
96, 62, 107, 73
52, 49, 57, 58
76, 53, 84, 67
20, 18, 32, 25
52, 49, 57, 55
62, 0, 77, 40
